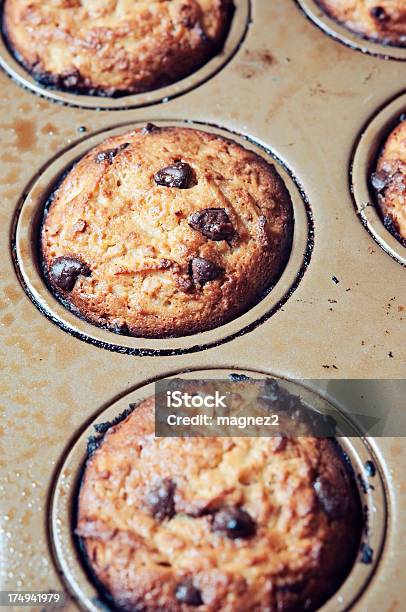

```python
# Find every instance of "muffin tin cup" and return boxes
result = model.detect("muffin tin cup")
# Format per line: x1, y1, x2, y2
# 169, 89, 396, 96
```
49, 369, 387, 612
351, 91, 406, 266
0, 0, 250, 110
296, 0, 406, 61
13, 120, 312, 356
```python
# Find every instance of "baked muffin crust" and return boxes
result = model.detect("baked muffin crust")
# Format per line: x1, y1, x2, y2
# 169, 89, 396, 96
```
41, 126, 293, 338
371, 118, 406, 244
317, 0, 406, 46
3, 0, 234, 96
77, 395, 361, 612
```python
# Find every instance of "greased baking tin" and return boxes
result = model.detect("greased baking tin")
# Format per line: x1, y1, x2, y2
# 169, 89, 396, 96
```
0, 1, 250, 110
13, 120, 311, 355
0, 1, 405, 611
50, 370, 387, 612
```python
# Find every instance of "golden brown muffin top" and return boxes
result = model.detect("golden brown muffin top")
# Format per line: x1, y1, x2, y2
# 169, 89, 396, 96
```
41, 126, 293, 338
4, 0, 234, 95
371, 119, 406, 243
77, 395, 361, 612
317, 0, 406, 46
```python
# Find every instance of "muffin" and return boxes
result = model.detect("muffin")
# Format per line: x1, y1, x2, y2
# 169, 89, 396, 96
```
3, 0, 234, 96
41, 125, 293, 338
371, 118, 406, 245
317, 0, 406, 46
76, 394, 361, 612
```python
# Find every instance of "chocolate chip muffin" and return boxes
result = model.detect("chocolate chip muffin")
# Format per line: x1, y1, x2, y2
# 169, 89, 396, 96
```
76, 395, 361, 612
317, 0, 406, 46
41, 125, 293, 338
371, 118, 406, 245
3, 0, 234, 96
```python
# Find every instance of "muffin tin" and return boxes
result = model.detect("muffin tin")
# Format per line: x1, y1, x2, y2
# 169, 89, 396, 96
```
13, 120, 311, 355
50, 370, 386, 612
0, 0, 250, 110
296, 0, 406, 61
0, 0, 405, 610
351, 92, 406, 265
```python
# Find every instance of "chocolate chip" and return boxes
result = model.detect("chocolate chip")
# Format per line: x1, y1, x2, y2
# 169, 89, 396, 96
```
370, 6, 387, 20
142, 123, 160, 134
145, 479, 175, 521
212, 507, 256, 539
154, 162, 193, 189
175, 580, 203, 606
188, 208, 235, 241
189, 257, 223, 286
371, 171, 389, 192
49, 256, 91, 292
96, 143, 130, 164
313, 477, 346, 519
